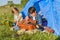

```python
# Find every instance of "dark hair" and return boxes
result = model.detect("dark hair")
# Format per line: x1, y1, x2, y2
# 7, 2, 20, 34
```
12, 7, 19, 13
28, 7, 36, 14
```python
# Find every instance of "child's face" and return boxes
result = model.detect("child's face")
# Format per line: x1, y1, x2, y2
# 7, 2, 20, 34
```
12, 8, 18, 14
30, 11, 36, 16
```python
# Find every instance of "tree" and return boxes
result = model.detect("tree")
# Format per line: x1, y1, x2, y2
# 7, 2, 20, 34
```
7, 0, 14, 5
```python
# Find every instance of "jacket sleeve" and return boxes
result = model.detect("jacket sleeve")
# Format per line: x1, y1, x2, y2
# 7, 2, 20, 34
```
37, 15, 42, 25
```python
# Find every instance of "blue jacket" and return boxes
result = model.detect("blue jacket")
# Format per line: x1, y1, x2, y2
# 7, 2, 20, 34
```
28, 14, 42, 25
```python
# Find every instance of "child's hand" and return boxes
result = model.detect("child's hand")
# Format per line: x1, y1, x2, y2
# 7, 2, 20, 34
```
36, 25, 39, 28
25, 16, 29, 21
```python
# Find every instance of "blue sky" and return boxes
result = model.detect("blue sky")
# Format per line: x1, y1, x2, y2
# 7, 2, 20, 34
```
0, 0, 21, 6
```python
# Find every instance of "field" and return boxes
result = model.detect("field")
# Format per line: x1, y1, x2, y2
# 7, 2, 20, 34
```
0, 0, 59, 40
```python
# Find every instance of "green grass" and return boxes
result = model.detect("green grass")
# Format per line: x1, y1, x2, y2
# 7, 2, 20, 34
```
0, 0, 59, 40
0, 25, 57, 40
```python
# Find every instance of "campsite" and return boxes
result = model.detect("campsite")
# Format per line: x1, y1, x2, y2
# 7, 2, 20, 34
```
0, 0, 60, 40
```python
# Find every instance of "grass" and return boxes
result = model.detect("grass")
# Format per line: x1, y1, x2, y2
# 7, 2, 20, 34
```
0, 25, 57, 40
0, 0, 59, 40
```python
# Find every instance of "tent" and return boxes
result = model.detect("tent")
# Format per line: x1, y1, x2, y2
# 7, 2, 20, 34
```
20, 0, 60, 36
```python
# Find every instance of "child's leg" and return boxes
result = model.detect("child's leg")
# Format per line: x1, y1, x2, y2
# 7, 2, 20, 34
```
13, 25, 19, 31
10, 23, 19, 31
10, 26, 20, 31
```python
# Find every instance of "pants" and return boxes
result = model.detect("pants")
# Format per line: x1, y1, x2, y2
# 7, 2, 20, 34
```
12, 23, 19, 31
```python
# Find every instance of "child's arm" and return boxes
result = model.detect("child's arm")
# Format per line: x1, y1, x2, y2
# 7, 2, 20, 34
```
18, 13, 22, 22
16, 14, 23, 25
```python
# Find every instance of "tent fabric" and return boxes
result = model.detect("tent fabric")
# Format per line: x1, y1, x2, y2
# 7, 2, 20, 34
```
21, 0, 60, 36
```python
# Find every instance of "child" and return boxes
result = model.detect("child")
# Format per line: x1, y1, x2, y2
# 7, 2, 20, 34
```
27, 7, 54, 33
28, 6, 44, 31
10, 7, 23, 31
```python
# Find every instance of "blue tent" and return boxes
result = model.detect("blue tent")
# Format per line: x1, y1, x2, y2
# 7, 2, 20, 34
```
21, 0, 60, 36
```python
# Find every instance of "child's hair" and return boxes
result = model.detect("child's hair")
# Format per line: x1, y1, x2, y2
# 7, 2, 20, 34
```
28, 7, 36, 14
12, 7, 19, 13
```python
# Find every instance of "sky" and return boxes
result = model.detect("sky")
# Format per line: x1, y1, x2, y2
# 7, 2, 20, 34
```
0, 0, 21, 6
